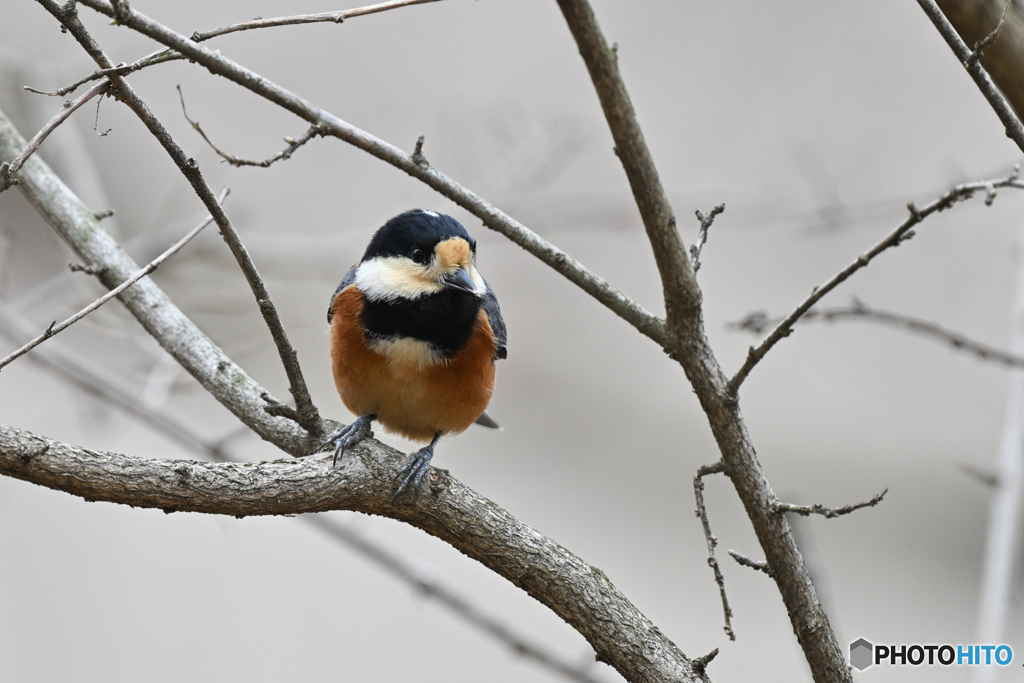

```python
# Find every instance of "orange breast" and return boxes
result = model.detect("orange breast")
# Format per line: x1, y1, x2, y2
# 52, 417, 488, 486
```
330, 286, 497, 442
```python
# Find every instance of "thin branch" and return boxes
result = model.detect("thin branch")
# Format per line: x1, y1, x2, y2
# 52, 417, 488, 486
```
916, 0, 1024, 155
0, 189, 224, 372
190, 0, 445, 42
727, 550, 771, 576
72, 0, 671, 351
693, 461, 734, 641
177, 86, 321, 168
689, 204, 724, 275
25, 1, 442, 99
0, 80, 110, 193
555, 0, 694, 332
731, 298, 1024, 370
0, 312, 599, 683
40, 1, 322, 435
729, 170, 1024, 393
773, 489, 888, 519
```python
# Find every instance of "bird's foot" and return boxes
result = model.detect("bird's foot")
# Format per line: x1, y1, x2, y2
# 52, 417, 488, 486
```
392, 434, 440, 501
320, 414, 375, 466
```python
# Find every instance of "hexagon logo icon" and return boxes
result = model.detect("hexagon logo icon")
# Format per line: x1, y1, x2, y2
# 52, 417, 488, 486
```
850, 638, 873, 671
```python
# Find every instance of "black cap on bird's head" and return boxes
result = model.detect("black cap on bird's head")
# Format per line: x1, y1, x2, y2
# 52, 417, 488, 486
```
361, 209, 476, 263
355, 209, 486, 302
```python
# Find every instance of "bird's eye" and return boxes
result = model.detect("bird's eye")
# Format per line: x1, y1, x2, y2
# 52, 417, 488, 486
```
411, 248, 428, 265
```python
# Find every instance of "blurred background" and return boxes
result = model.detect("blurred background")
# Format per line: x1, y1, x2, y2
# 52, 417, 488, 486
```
2, 1, 1023, 680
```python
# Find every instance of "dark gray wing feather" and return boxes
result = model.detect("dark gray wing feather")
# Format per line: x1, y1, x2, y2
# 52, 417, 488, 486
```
327, 264, 358, 324
481, 281, 507, 360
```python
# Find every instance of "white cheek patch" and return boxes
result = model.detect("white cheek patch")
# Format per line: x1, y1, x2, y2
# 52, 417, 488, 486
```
465, 263, 486, 295
368, 336, 446, 369
356, 257, 441, 301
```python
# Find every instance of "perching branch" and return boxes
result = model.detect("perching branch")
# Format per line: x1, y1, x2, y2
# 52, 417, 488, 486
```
732, 299, 1024, 370
0, 189, 223, 372
0, 80, 110, 193
177, 86, 321, 168
694, 461, 734, 641
729, 170, 1024, 393
38, 0, 321, 435
773, 489, 888, 519
0, 422, 703, 683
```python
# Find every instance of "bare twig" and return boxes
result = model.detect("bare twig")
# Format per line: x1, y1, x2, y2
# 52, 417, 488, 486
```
916, 0, 1024, 154
965, 0, 1011, 68
694, 461, 734, 641
729, 170, 1024, 393
25, 2, 442, 99
727, 550, 771, 576
177, 86, 320, 168
691, 648, 719, 677
0, 190, 224, 372
0, 80, 110, 193
40, 2, 322, 435
731, 298, 1024, 370
190, 0, 445, 42
773, 489, 888, 519
74, 0, 670, 351
690, 204, 724, 274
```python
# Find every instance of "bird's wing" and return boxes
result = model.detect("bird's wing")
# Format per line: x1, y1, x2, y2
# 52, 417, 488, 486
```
327, 264, 358, 324
481, 281, 507, 360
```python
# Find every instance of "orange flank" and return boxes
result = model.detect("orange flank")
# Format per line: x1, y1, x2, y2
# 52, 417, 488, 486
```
330, 286, 497, 442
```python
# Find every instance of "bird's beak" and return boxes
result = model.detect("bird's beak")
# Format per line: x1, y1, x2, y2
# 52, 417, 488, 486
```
443, 267, 477, 293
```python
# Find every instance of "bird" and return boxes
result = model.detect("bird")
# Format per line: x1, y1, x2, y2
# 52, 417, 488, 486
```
322, 209, 507, 498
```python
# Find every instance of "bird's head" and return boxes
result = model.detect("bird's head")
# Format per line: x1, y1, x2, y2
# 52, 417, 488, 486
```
355, 209, 487, 302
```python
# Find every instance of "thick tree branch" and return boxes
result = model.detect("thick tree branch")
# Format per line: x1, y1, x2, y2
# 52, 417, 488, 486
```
37, 0, 321, 435
0, 424, 704, 683
71, 0, 669, 351
553, 3, 850, 681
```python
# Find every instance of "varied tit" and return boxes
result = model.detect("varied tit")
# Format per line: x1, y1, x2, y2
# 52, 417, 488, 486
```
322, 209, 507, 498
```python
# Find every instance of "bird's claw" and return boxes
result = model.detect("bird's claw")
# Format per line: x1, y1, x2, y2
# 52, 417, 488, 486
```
392, 445, 436, 501
320, 414, 375, 466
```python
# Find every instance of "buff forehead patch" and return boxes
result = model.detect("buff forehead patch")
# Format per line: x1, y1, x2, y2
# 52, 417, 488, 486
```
434, 237, 472, 270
